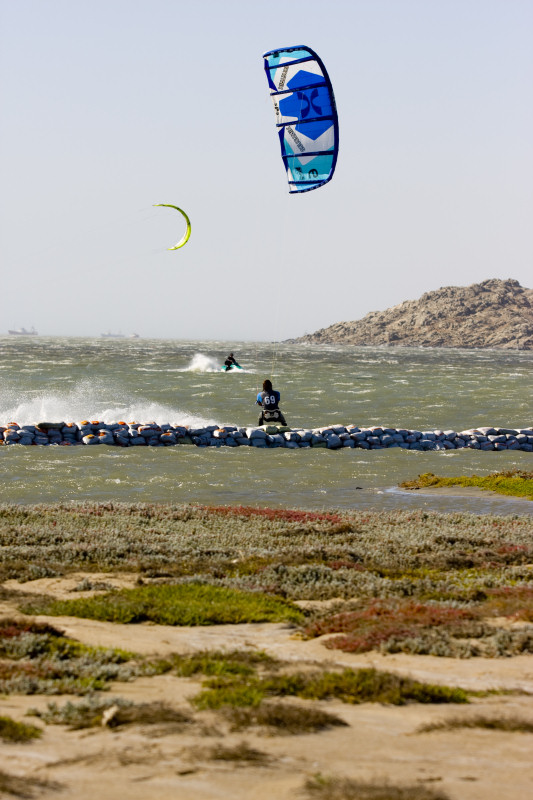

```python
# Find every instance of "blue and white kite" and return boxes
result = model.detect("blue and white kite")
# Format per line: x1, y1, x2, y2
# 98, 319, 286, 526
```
263, 45, 339, 193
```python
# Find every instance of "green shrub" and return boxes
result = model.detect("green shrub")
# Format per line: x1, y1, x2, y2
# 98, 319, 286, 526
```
192, 667, 468, 709
0, 715, 42, 742
222, 702, 347, 734
21, 583, 303, 626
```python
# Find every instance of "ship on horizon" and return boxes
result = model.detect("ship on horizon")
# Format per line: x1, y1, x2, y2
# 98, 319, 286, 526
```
101, 331, 126, 339
100, 332, 140, 339
8, 327, 38, 336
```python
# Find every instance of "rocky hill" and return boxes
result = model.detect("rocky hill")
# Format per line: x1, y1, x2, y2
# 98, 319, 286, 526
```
289, 279, 533, 349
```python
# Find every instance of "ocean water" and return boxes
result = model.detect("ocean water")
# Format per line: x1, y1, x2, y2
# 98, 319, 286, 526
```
0, 336, 532, 515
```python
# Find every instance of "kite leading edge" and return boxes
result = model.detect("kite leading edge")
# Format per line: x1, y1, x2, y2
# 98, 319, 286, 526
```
153, 203, 191, 250
263, 45, 339, 193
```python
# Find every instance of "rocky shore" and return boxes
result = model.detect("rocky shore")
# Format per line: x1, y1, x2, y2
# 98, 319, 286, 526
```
287, 279, 533, 349
1, 420, 533, 451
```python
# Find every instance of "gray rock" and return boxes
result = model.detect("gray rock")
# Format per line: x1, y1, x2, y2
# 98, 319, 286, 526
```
443, 430, 457, 440
246, 428, 266, 439
82, 434, 100, 445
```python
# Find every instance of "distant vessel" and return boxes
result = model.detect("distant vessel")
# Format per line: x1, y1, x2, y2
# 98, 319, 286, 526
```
100, 332, 125, 339
8, 327, 38, 336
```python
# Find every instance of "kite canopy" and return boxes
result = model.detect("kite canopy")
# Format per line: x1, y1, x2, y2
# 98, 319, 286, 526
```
263, 45, 339, 193
153, 204, 191, 250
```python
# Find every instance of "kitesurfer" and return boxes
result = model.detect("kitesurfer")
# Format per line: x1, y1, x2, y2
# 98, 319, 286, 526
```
224, 353, 240, 371
256, 379, 287, 426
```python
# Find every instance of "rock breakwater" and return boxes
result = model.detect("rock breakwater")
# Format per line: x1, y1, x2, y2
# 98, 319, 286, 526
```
1, 421, 533, 451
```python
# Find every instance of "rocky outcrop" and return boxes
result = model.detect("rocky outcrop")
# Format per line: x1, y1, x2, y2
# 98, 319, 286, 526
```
288, 279, 533, 349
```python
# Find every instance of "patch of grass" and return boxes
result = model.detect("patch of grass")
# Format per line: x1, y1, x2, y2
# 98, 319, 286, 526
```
162, 648, 278, 678
222, 701, 347, 734
419, 713, 533, 733
104, 701, 193, 729
275, 668, 468, 706
20, 584, 304, 626
192, 667, 468, 710
0, 715, 42, 743
0, 617, 134, 662
70, 577, 116, 592
303, 774, 451, 800
482, 586, 533, 621
0, 618, 65, 643
400, 470, 533, 500
0, 617, 143, 696
196, 505, 345, 525
0, 770, 60, 799
185, 741, 272, 763
30, 697, 193, 730
193, 679, 266, 709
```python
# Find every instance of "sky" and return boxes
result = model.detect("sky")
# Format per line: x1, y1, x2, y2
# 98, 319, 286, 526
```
1, 0, 532, 341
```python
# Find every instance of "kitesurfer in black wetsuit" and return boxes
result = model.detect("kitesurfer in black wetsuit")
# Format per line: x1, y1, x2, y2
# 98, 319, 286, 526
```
256, 379, 288, 426
224, 353, 240, 371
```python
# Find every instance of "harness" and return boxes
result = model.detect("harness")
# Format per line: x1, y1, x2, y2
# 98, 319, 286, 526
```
259, 390, 281, 420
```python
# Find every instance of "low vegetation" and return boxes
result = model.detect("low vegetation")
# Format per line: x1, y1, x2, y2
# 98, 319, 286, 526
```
1, 502, 531, 585
221, 701, 346, 734
0, 715, 42, 743
303, 596, 533, 658
19, 583, 303, 626
185, 741, 272, 763
303, 774, 451, 800
158, 648, 279, 678
399, 470, 533, 500
419, 713, 533, 734
192, 667, 468, 711
2, 502, 532, 660
0, 618, 145, 695
30, 697, 193, 731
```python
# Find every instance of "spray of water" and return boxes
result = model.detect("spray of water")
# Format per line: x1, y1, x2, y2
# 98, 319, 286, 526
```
181, 353, 221, 373
0, 379, 218, 428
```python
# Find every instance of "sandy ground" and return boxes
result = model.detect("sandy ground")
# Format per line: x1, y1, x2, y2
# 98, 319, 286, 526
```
1, 574, 533, 800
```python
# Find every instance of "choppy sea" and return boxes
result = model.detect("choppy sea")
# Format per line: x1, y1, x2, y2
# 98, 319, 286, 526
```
0, 337, 531, 515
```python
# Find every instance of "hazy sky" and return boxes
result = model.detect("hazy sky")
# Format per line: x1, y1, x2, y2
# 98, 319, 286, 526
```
1, 0, 532, 340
